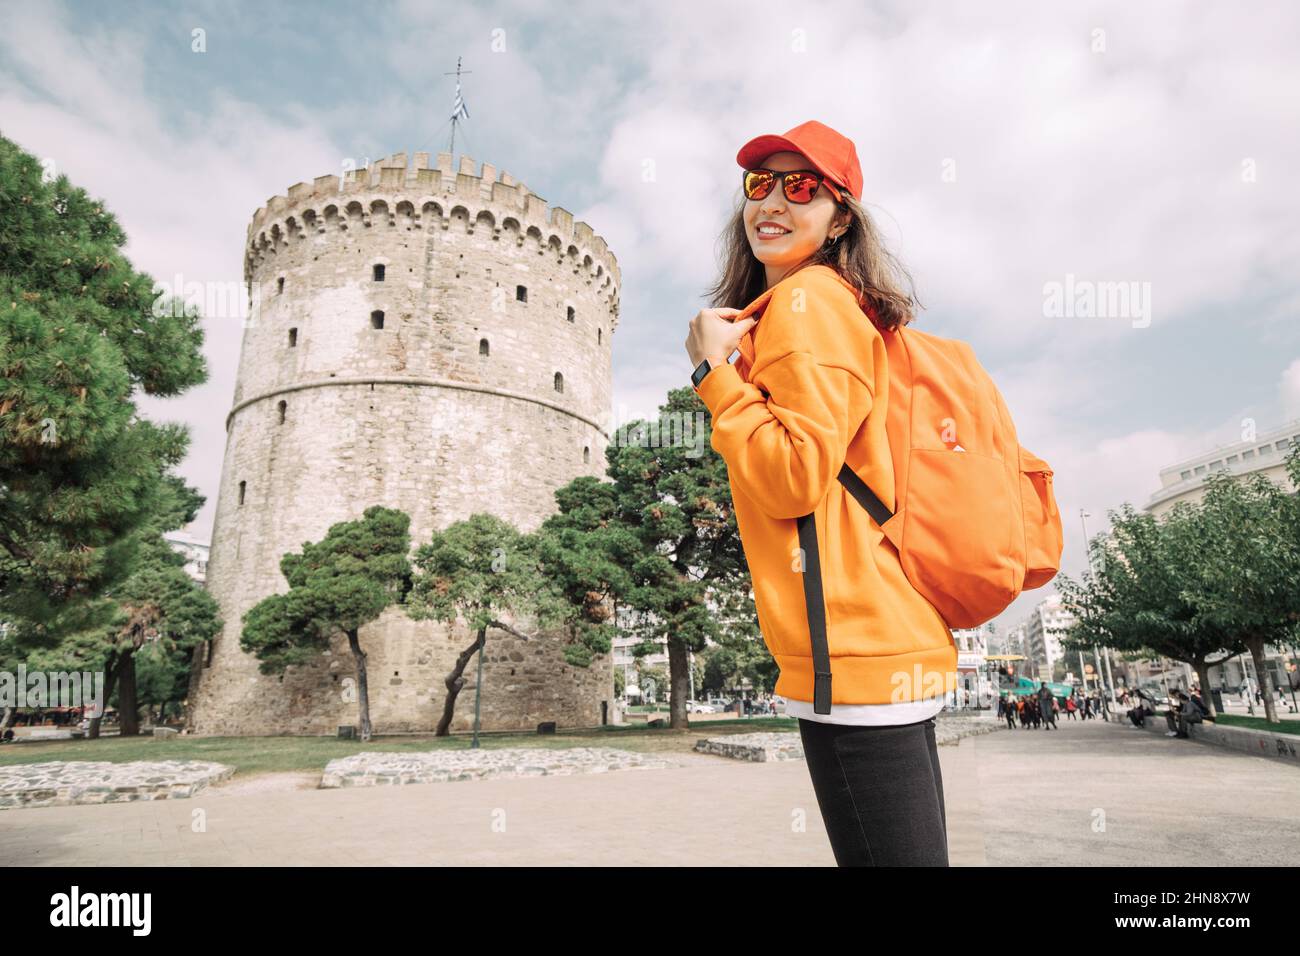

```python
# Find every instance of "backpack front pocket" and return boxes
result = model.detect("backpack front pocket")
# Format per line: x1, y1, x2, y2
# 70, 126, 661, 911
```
890, 447, 1019, 627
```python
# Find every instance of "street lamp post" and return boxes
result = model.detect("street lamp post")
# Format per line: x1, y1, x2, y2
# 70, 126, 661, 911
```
1081, 508, 1117, 718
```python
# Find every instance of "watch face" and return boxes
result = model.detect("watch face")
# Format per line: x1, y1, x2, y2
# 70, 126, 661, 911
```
692, 358, 711, 388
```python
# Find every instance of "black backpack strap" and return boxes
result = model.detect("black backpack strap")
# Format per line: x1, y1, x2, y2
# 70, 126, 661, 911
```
794, 464, 893, 716
837, 462, 894, 525
796, 512, 833, 714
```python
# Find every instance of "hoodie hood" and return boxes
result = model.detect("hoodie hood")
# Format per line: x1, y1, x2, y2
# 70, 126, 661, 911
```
732, 265, 877, 380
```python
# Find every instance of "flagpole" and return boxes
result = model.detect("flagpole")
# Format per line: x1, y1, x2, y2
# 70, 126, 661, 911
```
444, 56, 472, 158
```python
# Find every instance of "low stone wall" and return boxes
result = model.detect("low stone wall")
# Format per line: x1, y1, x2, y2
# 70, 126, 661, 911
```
694, 714, 1005, 761
694, 732, 805, 762
0, 760, 235, 809
320, 746, 671, 788
1122, 711, 1300, 765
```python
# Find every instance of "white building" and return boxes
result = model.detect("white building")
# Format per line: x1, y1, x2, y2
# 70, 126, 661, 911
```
163, 531, 210, 586
1024, 593, 1074, 679
951, 623, 994, 709
1143, 417, 1299, 518
610, 604, 670, 702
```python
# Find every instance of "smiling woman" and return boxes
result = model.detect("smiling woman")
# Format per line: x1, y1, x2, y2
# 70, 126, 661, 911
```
684, 119, 954, 868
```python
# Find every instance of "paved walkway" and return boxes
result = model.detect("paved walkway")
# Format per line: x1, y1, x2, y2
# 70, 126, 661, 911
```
2, 719, 1295, 865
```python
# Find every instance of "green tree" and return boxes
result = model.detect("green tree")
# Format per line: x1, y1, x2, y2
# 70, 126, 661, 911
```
25, 476, 219, 737
241, 506, 412, 742
603, 387, 756, 729
1058, 446, 1300, 722
1176, 448, 1300, 722
0, 134, 206, 636
1057, 502, 1243, 716
533, 476, 634, 667
405, 513, 571, 740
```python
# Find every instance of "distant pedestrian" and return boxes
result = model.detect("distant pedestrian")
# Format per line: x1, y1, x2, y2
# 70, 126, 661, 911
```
1038, 683, 1057, 730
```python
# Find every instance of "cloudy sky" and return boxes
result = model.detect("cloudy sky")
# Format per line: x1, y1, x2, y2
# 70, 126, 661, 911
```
3, 0, 1298, 634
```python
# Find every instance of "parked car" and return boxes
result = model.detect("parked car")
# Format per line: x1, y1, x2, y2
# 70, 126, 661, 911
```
687, 700, 718, 714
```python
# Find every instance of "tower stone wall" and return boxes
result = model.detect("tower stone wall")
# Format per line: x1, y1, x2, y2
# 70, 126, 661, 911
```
186, 150, 619, 736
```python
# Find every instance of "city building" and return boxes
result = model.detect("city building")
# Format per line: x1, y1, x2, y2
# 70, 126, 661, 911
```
611, 605, 670, 703
163, 531, 210, 585
951, 623, 993, 708
1143, 417, 1300, 518
1024, 593, 1074, 679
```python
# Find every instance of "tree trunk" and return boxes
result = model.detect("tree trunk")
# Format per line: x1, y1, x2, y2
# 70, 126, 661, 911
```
183, 642, 206, 733
117, 652, 140, 736
436, 629, 484, 737
1193, 659, 1216, 717
667, 638, 690, 729
1245, 636, 1279, 723
88, 655, 120, 740
346, 628, 372, 742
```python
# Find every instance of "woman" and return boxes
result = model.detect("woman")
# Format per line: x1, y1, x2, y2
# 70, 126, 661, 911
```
684, 120, 956, 866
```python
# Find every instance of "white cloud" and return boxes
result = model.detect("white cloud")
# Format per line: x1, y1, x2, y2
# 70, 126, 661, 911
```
3, 0, 1298, 558
0, 3, 341, 539
1281, 358, 1300, 422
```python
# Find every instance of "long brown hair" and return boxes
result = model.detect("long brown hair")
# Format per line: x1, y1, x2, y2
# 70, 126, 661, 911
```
706, 192, 922, 331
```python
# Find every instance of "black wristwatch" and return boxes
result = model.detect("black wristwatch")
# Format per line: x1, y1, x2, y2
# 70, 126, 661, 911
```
691, 357, 714, 390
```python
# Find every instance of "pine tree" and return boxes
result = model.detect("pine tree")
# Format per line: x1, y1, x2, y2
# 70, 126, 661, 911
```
597, 386, 756, 729
242, 506, 412, 741
406, 513, 572, 740
23, 476, 221, 737
0, 134, 207, 641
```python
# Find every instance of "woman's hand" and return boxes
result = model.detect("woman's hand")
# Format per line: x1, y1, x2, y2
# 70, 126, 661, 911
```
685, 307, 757, 368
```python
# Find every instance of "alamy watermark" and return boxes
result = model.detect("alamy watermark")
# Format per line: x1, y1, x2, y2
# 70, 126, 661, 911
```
151, 273, 261, 327
1043, 273, 1151, 328
0, 665, 106, 717
606, 403, 709, 458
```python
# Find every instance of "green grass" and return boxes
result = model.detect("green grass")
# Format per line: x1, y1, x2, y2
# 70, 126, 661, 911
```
1211, 714, 1300, 736
0, 716, 799, 775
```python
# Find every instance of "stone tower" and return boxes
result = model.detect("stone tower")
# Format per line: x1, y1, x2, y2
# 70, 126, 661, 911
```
187, 151, 620, 736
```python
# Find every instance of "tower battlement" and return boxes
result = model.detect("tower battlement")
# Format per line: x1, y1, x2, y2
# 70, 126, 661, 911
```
246, 150, 620, 310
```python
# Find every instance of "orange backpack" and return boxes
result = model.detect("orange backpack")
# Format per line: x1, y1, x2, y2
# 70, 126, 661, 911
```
827, 323, 1064, 629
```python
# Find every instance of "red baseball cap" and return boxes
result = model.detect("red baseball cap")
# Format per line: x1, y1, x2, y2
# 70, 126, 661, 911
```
736, 119, 863, 202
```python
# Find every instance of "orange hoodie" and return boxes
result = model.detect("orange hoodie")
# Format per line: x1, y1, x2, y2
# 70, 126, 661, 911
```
695, 264, 957, 706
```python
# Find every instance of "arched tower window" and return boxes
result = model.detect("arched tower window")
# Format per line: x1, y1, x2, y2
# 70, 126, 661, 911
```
370, 310, 384, 329
597, 328, 602, 344
238, 480, 246, 505
583, 446, 590, 463
373, 263, 385, 282
567, 306, 575, 323
277, 276, 285, 294
516, 285, 528, 302
277, 400, 287, 424
554, 372, 564, 393
479, 338, 489, 356
288, 328, 298, 347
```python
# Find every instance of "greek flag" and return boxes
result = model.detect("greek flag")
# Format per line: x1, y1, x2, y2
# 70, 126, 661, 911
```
451, 80, 470, 121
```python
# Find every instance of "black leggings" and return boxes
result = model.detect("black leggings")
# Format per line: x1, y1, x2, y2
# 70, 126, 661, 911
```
797, 715, 949, 866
